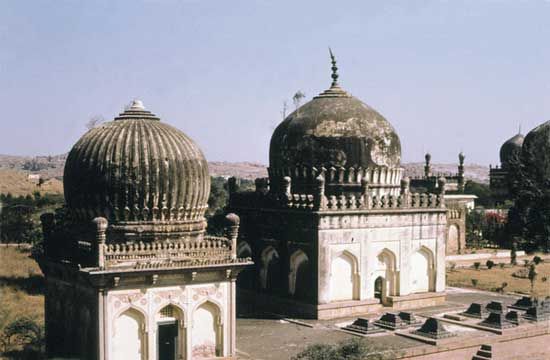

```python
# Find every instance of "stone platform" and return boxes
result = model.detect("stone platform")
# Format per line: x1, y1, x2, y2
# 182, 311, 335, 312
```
238, 289, 445, 320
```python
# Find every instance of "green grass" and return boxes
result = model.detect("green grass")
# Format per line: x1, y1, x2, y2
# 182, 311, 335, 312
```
0, 246, 44, 353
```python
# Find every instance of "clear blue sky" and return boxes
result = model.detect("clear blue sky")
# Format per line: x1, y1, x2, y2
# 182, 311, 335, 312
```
1, 0, 549, 166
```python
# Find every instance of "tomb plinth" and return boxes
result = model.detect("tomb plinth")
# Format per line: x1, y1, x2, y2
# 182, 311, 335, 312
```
342, 318, 385, 335
472, 344, 492, 360
374, 312, 409, 330
398, 311, 421, 326
504, 311, 520, 325
485, 301, 504, 314
413, 317, 456, 339
509, 296, 537, 311
523, 305, 550, 322
479, 312, 517, 329
462, 303, 485, 318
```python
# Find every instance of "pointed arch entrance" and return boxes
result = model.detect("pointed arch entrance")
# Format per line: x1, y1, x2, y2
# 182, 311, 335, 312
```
329, 251, 359, 302
112, 308, 146, 360
410, 246, 435, 293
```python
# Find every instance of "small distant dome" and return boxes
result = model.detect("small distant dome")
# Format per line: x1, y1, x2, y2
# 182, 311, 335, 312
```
499, 133, 524, 167
63, 101, 211, 240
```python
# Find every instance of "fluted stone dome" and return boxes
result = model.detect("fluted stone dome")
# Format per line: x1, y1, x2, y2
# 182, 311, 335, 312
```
269, 63, 401, 172
522, 121, 550, 181
64, 100, 210, 239
499, 133, 524, 167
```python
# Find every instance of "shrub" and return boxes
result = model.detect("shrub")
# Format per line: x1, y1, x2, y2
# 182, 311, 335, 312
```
533, 256, 543, 265
499, 263, 505, 269
524, 259, 530, 267
449, 262, 456, 272
473, 262, 481, 270
512, 268, 529, 278
542, 277, 548, 282
486, 260, 495, 269
471, 279, 478, 287
292, 338, 395, 360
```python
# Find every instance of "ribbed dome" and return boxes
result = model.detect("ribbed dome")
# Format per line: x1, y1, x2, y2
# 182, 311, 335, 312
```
64, 100, 210, 239
522, 121, 550, 181
270, 92, 401, 170
269, 54, 401, 172
499, 133, 524, 167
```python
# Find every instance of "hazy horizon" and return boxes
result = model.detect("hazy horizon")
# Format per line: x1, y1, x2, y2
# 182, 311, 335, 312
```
2, 1, 550, 166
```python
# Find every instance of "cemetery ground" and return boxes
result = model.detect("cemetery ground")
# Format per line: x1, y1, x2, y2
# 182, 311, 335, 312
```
446, 257, 550, 297
1, 247, 549, 359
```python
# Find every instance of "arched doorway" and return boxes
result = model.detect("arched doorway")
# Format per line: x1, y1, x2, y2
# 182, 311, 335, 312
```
156, 304, 185, 360
112, 309, 145, 360
374, 276, 384, 302
447, 224, 459, 254
289, 250, 310, 300
329, 251, 358, 302
260, 247, 282, 293
236, 242, 255, 289
376, 249, 397, 301
192, 301, 221, 359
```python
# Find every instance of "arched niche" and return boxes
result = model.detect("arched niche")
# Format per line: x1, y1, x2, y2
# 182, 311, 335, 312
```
236, 242, 255, 289
192, 301, 222, 359
288, 249, 310, 299
329, 250, 359, 302
447, 224, 460, 254
112, 308, 146, 360
410, 246, 435, 293
260, 246, 282, 291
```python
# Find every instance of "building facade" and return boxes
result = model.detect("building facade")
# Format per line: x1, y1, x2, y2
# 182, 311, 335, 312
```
410, 153, 476, 255
229, 55, 447, 320
489, 132, 524, 204
34, 101, 251, 360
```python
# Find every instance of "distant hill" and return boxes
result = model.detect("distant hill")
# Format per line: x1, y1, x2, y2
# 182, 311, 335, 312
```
0, 153, 489, 195
0, 169, 64, 196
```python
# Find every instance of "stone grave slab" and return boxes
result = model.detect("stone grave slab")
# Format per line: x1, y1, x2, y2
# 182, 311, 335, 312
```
413, 317, 456, 339
341, 318, 385, 335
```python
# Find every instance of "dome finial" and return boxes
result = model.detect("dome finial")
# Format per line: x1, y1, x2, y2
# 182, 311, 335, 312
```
329, 47, 339, 87
129, 99, 145, 111
518, 123, 522, 135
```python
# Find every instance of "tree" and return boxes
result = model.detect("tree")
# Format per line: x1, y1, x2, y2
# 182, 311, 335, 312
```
1, 317, 44, 355
292, 91, 306, 111
528, 264, 538, 293
85, 115, 104, 130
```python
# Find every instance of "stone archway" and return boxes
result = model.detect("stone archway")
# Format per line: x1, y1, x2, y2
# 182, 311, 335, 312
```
156, 304, 185, 360
192, 301, 222, 359
374, 276, 384, 303
288, 249, 310, 300
236, 242, 255, 289
410, 247, 435, 293
376, 249, 398, 300
112, 308, 146, 360
329, 251, 359, 302
260, 246, 282, 292
447, 224, 460, 254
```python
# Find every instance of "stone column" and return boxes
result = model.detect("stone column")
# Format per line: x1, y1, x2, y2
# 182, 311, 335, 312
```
225, 213, 240, 259
93, 217, 108, 269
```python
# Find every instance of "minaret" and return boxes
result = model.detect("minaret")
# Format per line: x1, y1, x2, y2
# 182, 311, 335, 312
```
424, 153, 432, 178
458, 152, 465, 193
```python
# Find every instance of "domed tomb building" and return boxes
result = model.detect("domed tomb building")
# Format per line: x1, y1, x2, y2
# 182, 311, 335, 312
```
490, 132, 524, 204
228, 54, 447, 319
34, 101, 252, 360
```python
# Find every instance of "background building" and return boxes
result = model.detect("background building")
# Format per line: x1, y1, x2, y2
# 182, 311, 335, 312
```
490, 132, 524, 205
410, 153, 476, 254
34, 101, 251, 360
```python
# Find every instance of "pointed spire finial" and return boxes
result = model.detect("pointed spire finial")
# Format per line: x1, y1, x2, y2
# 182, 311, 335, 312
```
518, 123, 522, 135
329, 47, 339, 87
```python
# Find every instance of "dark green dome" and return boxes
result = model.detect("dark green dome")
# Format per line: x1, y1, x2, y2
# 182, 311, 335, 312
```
269, 86, 401, 170
63, 100, 210, 236
499, 133, 524, 167
522, 121, 550, 181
